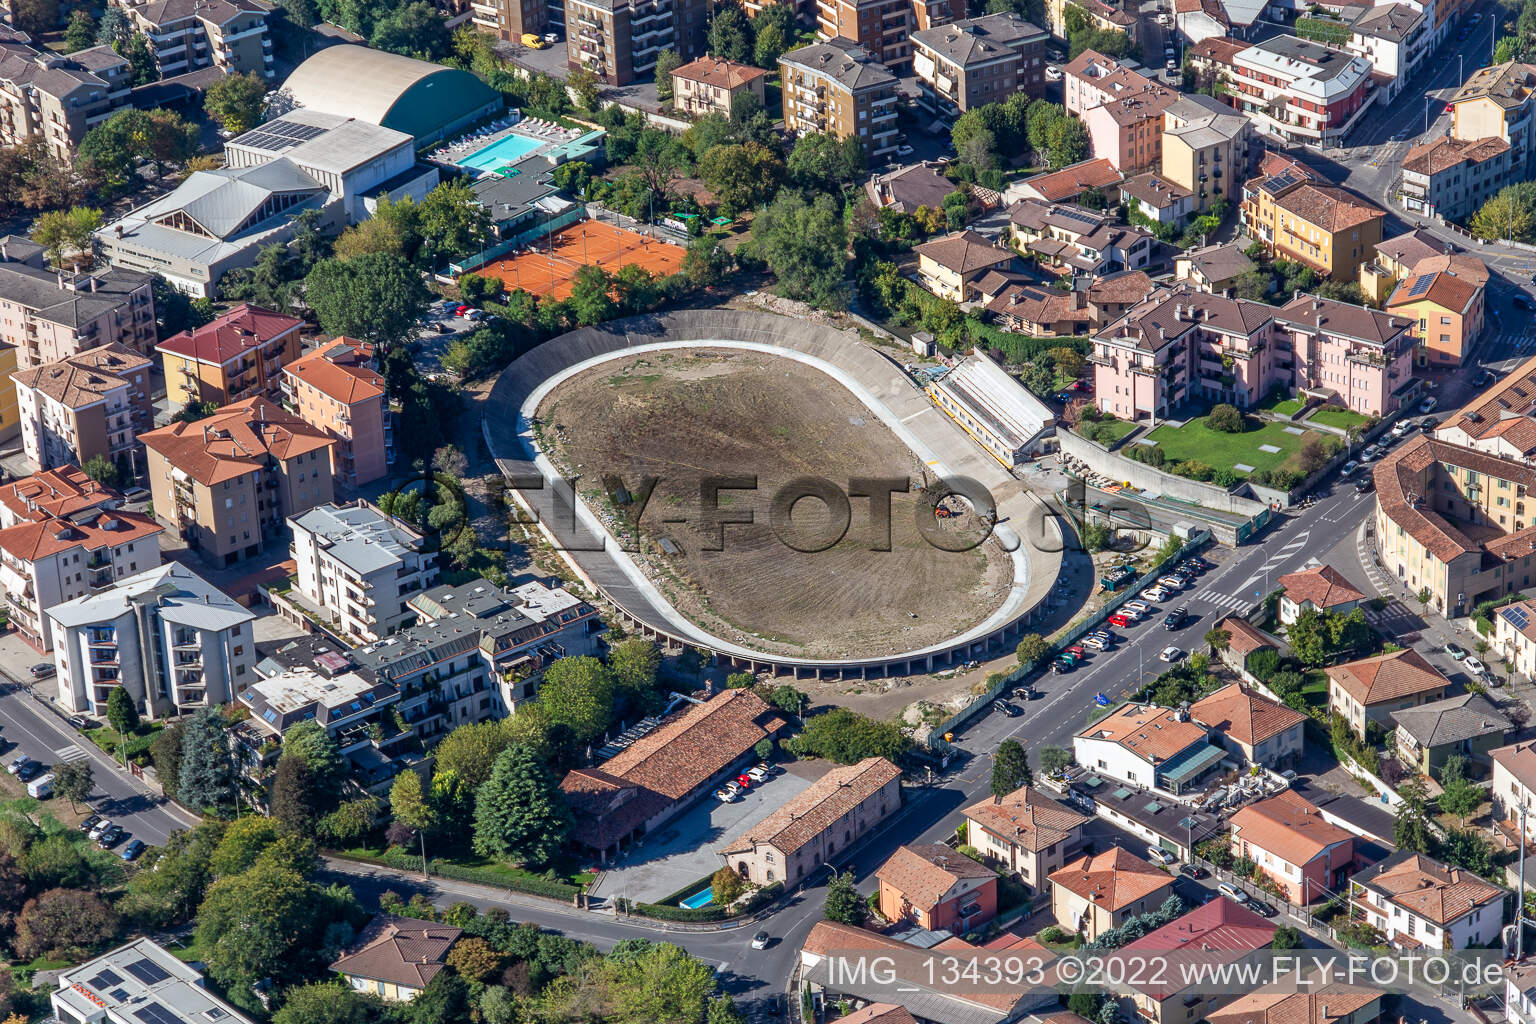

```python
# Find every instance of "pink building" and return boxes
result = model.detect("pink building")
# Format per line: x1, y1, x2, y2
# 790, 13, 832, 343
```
1229, 790, 1355, 906
1091, 285, 1416, 424
1063, 49, 1161, 117
1082, 87, 1177, 174
281, 338, 391, 489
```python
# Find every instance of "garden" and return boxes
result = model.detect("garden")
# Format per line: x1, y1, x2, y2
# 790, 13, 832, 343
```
1134, 403, 1342, 489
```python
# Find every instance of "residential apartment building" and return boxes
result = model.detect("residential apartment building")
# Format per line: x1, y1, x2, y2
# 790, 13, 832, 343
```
1374, 434, 1536, 617
1050, 848, 1176, 941
875, 844, 997, 933
0, 38, 133, 161
1344, 3, 1430, 102
11, 343, 152, 477
1492, 740, 1536, 846
564, 0, 708, 85
288, 501, 438, 644
1190, 682, 1307, 769
1202, 34, 1374, 146
0, 247, 156, 368
669, 57, 766, 117
1120, 900, 1276, 1024
1358, 228, 1454, 304
1008, 155, 1122, 202
961, 785, 1089, 893
1162, 92, 1253, 211
1045, 0, 1135, 42
912, 12, 1047, 117
115, 0, 275, 81
913, 229, 1017, 301
157, 304, 303, 408
1497, 600, 1536, 679
140, 395, 336, 566
472, 0, 547, 42
1391, 692, 1511, 775
1063, 48, 1156, 118
1072, 701, 1224, 795
780, 40, 900, 162
1241, 154, 1385, 280
53, 939, 256, 1024
1277, 564, 1366, 623
1326, 647, 1452, 740
0, 341, 16, 443
1384, 251, 1488, 366
1175, 241, 1256, 294
1401, 135, 1514, 222
1064, 50, 1176, 174
814, 0, 964, 73
1208, 982, 1383, 1024
1004, 198, 1155, 275
1436, 352, 1536, 458
720, 756, 902, 886
0, 483, 160, 652
1351, 851, 1506, 950
281, 337, 391, 488
1091, 285, 1417, 423
1449, 61, 1536, 177
1229, 789, 1355, 904
48, 561, 256, 719
0, 463, 113, 527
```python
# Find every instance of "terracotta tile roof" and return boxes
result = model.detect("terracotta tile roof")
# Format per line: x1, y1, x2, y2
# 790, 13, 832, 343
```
1207, 983, 1380, 1024
1096, 85, 1178, 126
1275, 294, 1413, 345
1277, 564, 1365, 611
802, 920, 910, 956
0, 466, 116, 524
1442, 351, 1536, 442
140, 395, 336, 486
1041, 1016, 1095, 1024
914, 229, 1017, 274
1403, 135, 1509, 176
1019, 158, 1122, 202
1272, 183, 1384, 233
0, 507, 161, 563
283, 337, 385, 406
1375, 228, 1452, 269
569, 688, 784, 800
1413, 251, 1490, 288
986, 283, 1091, 327
1217, 615, 1277, 658
10, 343, 149, 409
963, 785, 1089, 853
1372, 435, 1486, 563
1048, 847, 1174, 911
329, 915, 461, 989
1479, 416, 1536, 455
875, 844, 995, 910
1388, 263, 1482, 316
836, 1005, 919, 1024
1095, 284, 1278, 354
671, 56, 768, 89
1119, 898, 1276, 999
1353, 850, 1504, 926
1090, 270, 1155, 306
720, 756, 900, 856
1075, 702, 1210, 763
1229, 790, 1353, 867
1189, 35, 1248, 67
1326, 647, 1450, 707
1190, 683, 1306, 749
155, 304, 302, 365
1494, 741, 1536, 799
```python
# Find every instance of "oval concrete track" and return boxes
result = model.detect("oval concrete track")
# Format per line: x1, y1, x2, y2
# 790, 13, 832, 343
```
482, 309, 1065, 678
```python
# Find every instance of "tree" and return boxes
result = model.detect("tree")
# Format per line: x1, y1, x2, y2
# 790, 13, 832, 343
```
1438, 754, 1484, 825
198, 861, 322, 986
1016, 633, 1049, 665
417, 179, 493, 266
991, 740, 1032, 798
177, 706, 234, 810
204, 72, 267, 134
11, 0, 57, 35
105, 685, 140, 736
787, 708, 909, 763
654, 48, 682, 102
64, 9, 98, 51
788, 133, 866, 195
709, 4, 753, 62
711, 865, 744, 904
53, 760, 93, 811
748, 192, 849, 310
683, 233, 730, 287
96, 5, 131, 46
609, 638, 661, 701
34, 205, 102, 271
123, 33, 158, 86
431, 720, 518, 792
753, 19, 786, 68
1046, 114, 1089, 167
305, 253, 430, 350
149, 721, 187, 798
281, 720, 341, 783
472, 744, 571, 865
14, 888, 117, 959
536, 656, 616, 743
445, 937, 504, 983
698, 141, 784, 214
1271, 924, 1301, 950
272, 983, 383, 1024
1470, 186, 1535, 243
1204, 628, 1231, 656
630, 129, 687, 206
565, 264, 615, 327
607, 942, 720, 1024
369, 0, 451, 59
1039, 745, 1073, 775
1394, 775, 1434, 854
1208, 404, 1244, 433
1416, 586, 1432, 616
271, 755, 325, 831
823, 871, 865, 924
768, 684, 808, 717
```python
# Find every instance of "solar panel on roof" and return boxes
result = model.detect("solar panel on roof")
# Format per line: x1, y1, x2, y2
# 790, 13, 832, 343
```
123, 958, 172, 986
133, 1003, 183, 1024
1505, 606, 1530, 630
1406, 273, 1436, 298
87, 970, 125, 991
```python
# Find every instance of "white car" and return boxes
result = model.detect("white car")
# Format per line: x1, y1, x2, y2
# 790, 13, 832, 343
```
1124, 600, 1152, 614
751, 931, 770, 949
1159, 646, 1186, 663
88, 818, 114, 840
1218, 882, 1250, 905
896, 144, 915, 157
1421, 396, 1438, 413
1082, 636, 1108, 651
1143, 587, 1169, 602
1045, 65, 1063, 81
1158, 576, 1184, 590
1464, 656, 1487, 676
1146, 845, 1176, 865
1392, 419, 1416, 437
6, 755, 30, 775
746, 765, 771, 782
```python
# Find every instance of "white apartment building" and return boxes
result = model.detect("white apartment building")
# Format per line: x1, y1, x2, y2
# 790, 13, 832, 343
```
1346, 3, 1430, 101
288, 501, 438, 645
1072, 702, 1225, 795
52, 937, 256, 1024
48, 562, 256, 720
1351, 851, 1506, 951
1223, 35, 1375, 146
0, 502, 162, 651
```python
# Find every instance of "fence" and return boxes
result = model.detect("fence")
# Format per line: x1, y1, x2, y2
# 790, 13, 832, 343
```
927, 529, 1213, 749
450, 204, 590, 276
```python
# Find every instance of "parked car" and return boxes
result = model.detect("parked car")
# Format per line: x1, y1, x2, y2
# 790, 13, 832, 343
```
754, 761, 780, 777
1164, 607, 1189, 630
746, 765, 771, 782
1143, 587, 1169, 602
896, 144, 915, 158
1107, 613, 1131, 628
16, 761, 43, 782
1052, 656, 1075, 673
736, 774, 753, 789
1081, 636, 1108, 651
1089, 630, 1114, 643
67, 715, 92, 730
1146, 845, 1176, 865
751, 931, 770, 950
1392, 419, 1417, 437
714, 788, 738, 803
1159, 646, 1186, 663
120, 839, 147, 862
1045, 64, 1063, 81
1340, 460, 1360, 476
1158, 576, 1184, 590
97, 826, 125, 849
1361, 444, 1382, 461
6, 754, 31, 775
88, 818, 114, 840
1179, 864, 1207, 879
79, 814, 102, 835
29, 663, 54, 679
1124, 600, 1152, 614
122, 486, 151, 502
1464, 656, 1487, 675
1064, 645, 1087, 658
1218, 882, 1250, 905
1444, 642, 1468, 660
1420, 396, 1438, 413
1420, 416, 1440, 431
992, 700, 1022, 718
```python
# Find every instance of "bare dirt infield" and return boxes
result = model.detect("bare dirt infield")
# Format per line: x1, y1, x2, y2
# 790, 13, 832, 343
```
535, 348, 1014, 659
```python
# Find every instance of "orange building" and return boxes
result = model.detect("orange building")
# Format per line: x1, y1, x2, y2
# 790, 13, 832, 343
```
876, 844, 998, 933
281, 338, 391, 489
156, 304, 304, 408
1384, 252, 1489, 367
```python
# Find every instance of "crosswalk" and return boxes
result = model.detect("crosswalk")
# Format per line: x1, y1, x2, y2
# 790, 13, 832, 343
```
1234, 530, 1312, 595
53, 744, 88, 763
1502, 330, 1536, 354
1199, 591, 1254, 615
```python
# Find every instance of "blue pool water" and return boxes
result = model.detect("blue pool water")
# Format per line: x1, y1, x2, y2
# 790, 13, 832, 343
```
679, 889, 715, 910
456, 132, 544, 172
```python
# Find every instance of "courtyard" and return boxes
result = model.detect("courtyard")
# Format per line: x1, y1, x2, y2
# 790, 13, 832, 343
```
1143, 412, 1331, 478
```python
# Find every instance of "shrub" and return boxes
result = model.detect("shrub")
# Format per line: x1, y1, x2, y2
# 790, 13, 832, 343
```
1208, 404, 1244, 433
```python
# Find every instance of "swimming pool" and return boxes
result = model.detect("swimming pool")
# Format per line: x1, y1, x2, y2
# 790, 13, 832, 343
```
678, 889, 715, 910
456, 132, 544, 173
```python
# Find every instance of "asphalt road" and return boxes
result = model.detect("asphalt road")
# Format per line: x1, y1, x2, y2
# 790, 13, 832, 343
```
0, 679, 199, 847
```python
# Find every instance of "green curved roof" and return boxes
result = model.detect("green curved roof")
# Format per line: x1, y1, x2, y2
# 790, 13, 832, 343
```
281, 45, 500, 142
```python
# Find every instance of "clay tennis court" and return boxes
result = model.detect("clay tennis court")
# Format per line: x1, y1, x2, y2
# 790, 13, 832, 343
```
475, 219, 686, 301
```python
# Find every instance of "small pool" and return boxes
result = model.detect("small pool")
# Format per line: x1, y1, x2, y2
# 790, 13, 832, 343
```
456, 132, 544, 173
679, 889, 715, 910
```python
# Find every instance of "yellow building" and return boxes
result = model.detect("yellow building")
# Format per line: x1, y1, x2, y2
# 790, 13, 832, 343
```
155, 305, 304, 409
1161, 93, 1252, 212
0, 341, 19, 443
1241, 154, 1385, 281
1450, 61, 1536, 152
912, 229, 1017, 301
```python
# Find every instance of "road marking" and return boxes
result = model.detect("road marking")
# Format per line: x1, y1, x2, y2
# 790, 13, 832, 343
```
53, 744, 88, 763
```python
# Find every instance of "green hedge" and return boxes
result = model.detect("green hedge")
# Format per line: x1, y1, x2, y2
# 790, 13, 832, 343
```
429, 859, 582, 900
631, 881, 784, 922
655, 872, 718, 908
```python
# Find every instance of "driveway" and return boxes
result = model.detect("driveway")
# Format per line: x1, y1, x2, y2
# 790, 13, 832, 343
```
589, 760, 828, 904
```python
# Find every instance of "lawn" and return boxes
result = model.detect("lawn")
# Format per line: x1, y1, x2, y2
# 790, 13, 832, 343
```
1255, 392, 1304, 417
1308, 407, 1373, 431
1096, 419, 1137, 444
1144, 416, 1321, 477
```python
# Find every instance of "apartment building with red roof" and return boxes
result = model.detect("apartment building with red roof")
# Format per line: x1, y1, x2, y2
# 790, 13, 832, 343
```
875, 844, 997, 933
962, 784, 1089, 893
1240, 152, 1385, 280
10, 342, 153, 477
1384, 251, 1489, 367
0, 465, 117, 527
1277, 564, 1366, 624
721, 756, 901, 887
670, 57, 767, 118
156, 304, 304, 409
1049, 847, 1176, 940
1190, 682, 1307, 768
1072, 701, 1224, 795
1206, 982, 1384, 1024
140, 396, 335, 567
1119, 898, 1276, 1024
1351, 850, 1506, 950
1327, 647, 1451, 741
281, 337, 391, 488
1229, 790, 1355, 904
1437, 351, 1536, 458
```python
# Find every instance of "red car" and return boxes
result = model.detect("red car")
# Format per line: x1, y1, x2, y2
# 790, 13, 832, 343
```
454, 304, 471, 316
737, 774, 753, 788
1107, 613, 1131, 628
1445, 103, 1454, 113
1064, 645, 1087, 658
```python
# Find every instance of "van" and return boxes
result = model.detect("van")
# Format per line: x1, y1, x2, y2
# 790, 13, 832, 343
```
27, 773, 54, 799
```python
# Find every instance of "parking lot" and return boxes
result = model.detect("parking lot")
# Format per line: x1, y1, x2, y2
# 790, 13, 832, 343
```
411, 298, 482, 377
587, 760, 828, 904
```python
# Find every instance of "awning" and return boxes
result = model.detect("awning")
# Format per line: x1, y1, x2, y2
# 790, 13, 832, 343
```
1159, 742, 1227, 787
